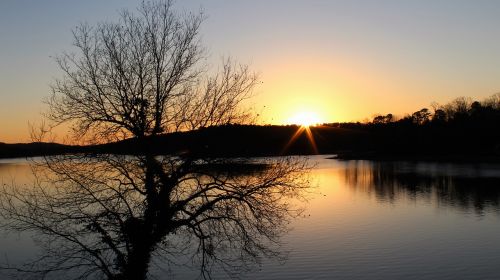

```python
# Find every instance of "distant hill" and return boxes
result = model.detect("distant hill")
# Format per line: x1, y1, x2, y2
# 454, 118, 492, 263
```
0, 142, 80, 159
89, 124, 366, 157
1, 118, 499, 161
0, 125, 363, 159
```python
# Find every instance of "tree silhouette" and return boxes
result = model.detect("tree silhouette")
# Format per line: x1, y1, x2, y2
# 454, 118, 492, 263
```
411, 108, 431, 125
48, 0, 257, 143
372, 114, 393, 124
1, 154, 309, 280
431, 109, 446, 123
0, 1, 311, 279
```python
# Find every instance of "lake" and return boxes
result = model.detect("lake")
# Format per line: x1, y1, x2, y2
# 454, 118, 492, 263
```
1, 156, 500, 279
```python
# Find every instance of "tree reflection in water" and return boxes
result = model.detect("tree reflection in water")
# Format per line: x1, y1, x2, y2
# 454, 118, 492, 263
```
0, 1, 313, 278
344, 160, 500, 215
0, 155, 310, 279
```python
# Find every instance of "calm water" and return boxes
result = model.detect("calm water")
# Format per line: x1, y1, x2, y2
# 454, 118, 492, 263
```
1, 156, 500, 279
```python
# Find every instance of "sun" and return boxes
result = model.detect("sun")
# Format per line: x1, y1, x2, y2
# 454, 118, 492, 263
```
283, 111, 321, 154
287, 111, 322, 127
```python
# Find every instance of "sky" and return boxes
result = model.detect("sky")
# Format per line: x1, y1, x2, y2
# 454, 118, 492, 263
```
2, 0, 500, 143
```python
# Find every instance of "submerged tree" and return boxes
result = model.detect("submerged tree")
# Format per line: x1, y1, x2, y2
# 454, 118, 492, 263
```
0, 1, 310, 279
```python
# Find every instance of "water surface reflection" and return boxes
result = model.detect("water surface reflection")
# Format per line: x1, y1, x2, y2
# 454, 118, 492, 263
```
1, 157, 500, 279
344, 160, 500, 215
0, 155, 310, 279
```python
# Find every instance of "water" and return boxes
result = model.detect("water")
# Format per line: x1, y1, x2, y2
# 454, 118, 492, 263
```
1, 156, 500, 279
249, 158, 500, 280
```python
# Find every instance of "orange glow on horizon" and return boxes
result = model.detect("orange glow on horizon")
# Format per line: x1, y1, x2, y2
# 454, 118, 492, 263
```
287, 111, 322, 126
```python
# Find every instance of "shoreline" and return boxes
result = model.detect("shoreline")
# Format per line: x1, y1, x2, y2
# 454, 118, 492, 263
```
332, 151, 500, 163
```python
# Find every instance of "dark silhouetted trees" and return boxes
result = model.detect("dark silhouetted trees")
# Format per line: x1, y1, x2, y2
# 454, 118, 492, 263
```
47, 0, 257, 143
373, 113, 393, 124
0, 1, 311, 279
411, 108, 431, 125
339, 94, 500, 159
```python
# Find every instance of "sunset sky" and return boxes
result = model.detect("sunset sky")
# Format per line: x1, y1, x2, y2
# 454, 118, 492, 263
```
2, 0, 500, 143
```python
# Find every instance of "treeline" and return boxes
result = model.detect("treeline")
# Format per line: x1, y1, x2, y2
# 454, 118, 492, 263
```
371, 93, 500, 125
1, 94, 500, 161
325, 93, 500, 160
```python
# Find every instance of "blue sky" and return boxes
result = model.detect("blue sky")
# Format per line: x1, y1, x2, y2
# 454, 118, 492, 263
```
2, 0, 500, 142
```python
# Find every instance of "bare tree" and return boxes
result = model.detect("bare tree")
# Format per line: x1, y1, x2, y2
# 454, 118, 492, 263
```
48, 0, 257, 143
0, 1, 310, 279
483, 93, 500, 109
442, 97, 473, 120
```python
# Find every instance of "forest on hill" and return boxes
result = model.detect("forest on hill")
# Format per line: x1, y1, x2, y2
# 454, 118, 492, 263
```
1, 94, 499, 161
326, 93, 500, 160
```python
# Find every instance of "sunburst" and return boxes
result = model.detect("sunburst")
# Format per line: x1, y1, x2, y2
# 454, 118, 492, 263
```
282, 124, 319, 154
